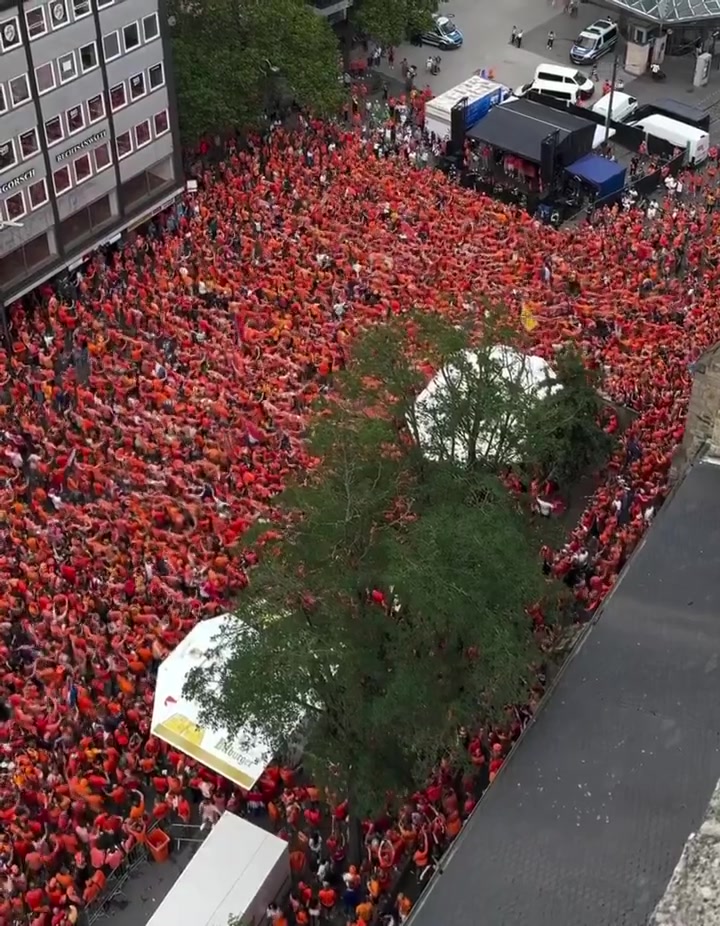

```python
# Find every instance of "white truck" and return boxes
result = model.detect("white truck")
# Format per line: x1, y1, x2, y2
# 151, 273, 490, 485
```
425, 75, 509, 140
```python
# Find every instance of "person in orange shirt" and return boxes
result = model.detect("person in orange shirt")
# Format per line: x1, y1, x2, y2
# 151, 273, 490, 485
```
318, 882, 336, 912
355, 898, 374, 922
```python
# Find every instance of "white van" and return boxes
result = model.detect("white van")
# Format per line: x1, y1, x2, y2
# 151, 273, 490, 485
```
630, 113, 710, 165
592, 91, 638, 123
531, 63, 595, 102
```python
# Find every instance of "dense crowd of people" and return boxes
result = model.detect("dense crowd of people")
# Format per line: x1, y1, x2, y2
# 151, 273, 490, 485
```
0, 113, 718, 925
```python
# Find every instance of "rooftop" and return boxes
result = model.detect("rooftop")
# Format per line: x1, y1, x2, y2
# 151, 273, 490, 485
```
607, 0, 720, 23
408, 456, 720, 926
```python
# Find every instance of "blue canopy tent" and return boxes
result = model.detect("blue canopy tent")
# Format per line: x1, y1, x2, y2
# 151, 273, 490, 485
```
566, 154, 626, 199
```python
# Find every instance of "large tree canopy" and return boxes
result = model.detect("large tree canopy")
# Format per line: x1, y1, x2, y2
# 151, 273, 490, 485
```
168, 0, 343, 142
352, 0, 437, 47
184, 317, 582, 814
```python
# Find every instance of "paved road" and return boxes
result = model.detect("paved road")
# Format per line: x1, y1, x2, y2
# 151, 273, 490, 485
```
408, 457, 720, 926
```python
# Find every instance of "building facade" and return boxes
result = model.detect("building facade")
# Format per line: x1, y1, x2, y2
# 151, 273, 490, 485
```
0, 0, 183, 305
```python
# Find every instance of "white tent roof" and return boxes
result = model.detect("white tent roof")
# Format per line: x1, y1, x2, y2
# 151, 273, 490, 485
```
151, 615, 272, 790
146, 813, 288, 926
412, 346, 561, 465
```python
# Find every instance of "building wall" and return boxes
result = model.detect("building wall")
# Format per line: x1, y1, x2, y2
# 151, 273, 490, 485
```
0, 0, 183, 303
672, 344, 720, 479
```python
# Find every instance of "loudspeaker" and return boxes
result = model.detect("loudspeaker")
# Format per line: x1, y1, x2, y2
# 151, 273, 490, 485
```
540, 130, 559, 184
450, 97, 468, 156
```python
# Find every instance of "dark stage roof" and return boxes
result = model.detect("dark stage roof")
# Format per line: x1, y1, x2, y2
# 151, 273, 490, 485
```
467, 99, 593, 164
408, 457, 720, 926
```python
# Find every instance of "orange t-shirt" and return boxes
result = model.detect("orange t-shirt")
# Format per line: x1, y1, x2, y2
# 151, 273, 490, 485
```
356, 901, 373, 922
318, 887, 336, 909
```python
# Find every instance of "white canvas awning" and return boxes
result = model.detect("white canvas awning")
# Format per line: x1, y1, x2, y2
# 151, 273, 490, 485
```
151, 615, 272, 790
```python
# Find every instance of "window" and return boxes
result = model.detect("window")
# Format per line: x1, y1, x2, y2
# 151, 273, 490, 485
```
26, 7, 47, 39
0, 18, 21, 52
28, 178, 49, 210
96, 0, 113, 7
20, 128, 39, 159
45, 116, 64, 146
53, 165, 71, 194
74, 153, 92, 183
129, 72, 145, 101
58, 51, 77, 83
103, 31, 120, 61
9, 74, 30, 107
5, 191, 26, 222
49, 1, 69, 29
73, 0, 92, 19
66, 105, 85, 135
116, 130, 132, 159
148, 63, 165, 91
80, 42, 98, 73
135, 120, 150, 148
142, 12, 159, 42
0, 87, 6, 115
153, 110, 169, 137
94, 142, 111, 172
87, 93, 105, 123
35, 63, 55, 95
122, 21, 140, 52
0, 140, 17, 174
109, 82, 126, 111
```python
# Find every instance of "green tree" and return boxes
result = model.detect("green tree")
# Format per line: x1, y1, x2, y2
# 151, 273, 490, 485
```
523, 346, 614, 486
351, 0, 437, 47
184, 318, 555, 815
168, 0, 343, 143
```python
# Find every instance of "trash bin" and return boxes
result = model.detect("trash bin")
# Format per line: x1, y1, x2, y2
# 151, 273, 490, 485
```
147, 828, 170, 863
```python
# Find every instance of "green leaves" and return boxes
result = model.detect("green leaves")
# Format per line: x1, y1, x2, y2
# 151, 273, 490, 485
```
353, 0, 437, 46
168, 0, 342, 142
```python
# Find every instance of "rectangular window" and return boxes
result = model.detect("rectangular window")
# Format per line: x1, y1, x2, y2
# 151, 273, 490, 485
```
26, 7, 47, 38
66, 105, 85, 135
153, 110, 169, 137
116, 130, 132, 159
135, 120, 151, 148
0, 140, 17, 174
103, 31, 120, 61
122, 21, 140, 52
35, 63, 55, 95
20, 128, 39, 159
0, 18, 21, 52
53, 165, 72, 194
74, 153, 92, 184
142, 12, 159, 42
0, 87, 6, 115
80, 42, 98, 73
148, 63, 165, 91
109, 82, 126, 111
49, 0, 69, 29
9, 74, 31, 107
96, 0, 113, 6
73, 0, 92, 19
129, 72, 145, 101
5, 190, 26, 222
28, 178, 49, 210
87, 93, 105, 123
58, 51, 77, 83
94, 142, 111, 172
45, 116, 64, 147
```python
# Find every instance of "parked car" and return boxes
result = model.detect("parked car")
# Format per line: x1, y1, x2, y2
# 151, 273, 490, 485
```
592, 90, 638, 123
421, 14, 463, 49
570, 19, 618, 65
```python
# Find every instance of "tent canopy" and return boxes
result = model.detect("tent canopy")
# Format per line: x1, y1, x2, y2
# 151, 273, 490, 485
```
151, 615, 298, 790
567, 154, 626, 198
466, 99, 593, 164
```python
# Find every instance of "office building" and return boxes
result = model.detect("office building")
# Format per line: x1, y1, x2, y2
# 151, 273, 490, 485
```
0, 0, 183, 308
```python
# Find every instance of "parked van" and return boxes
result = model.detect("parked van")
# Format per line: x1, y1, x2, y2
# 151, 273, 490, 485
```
592, 91, 638, 123
630, 113, 710, 165
570, 19, 618, 64
532, 63, 594, 101
649, 97, 711, 132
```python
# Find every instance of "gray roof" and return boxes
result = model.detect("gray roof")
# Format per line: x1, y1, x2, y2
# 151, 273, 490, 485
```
607, 0, 720, 22
407, 457, 720, 926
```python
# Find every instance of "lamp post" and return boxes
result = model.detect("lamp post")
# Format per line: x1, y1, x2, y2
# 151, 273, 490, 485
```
603, 40, 620, 147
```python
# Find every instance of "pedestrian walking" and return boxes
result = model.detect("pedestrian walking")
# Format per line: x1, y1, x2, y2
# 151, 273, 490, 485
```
547, 30, 555, 49
510, 25, 517, 45
591, 63, 598, 81
516, 28, 523, 48
388, 46, 395, 68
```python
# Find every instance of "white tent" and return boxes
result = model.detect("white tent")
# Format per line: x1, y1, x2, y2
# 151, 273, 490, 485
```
146, 813, 290, 926
412, 346, 562, 465
151, 615, 273, 790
